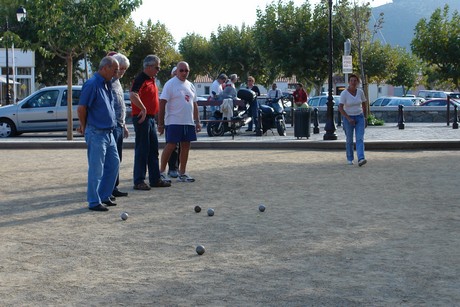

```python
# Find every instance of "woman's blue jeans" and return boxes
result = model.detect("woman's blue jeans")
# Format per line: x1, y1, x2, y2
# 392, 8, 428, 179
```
342, 113, 366, 162
132, 116, 160, 186
84, 125, 120, 208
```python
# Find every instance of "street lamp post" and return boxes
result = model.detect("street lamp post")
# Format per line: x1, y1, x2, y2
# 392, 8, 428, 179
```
3, 6, 26, 105
344, 38, 351, 84
323, 0, 337, 140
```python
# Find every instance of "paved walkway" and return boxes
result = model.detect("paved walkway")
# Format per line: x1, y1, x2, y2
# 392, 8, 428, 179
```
1, 122, 459, 150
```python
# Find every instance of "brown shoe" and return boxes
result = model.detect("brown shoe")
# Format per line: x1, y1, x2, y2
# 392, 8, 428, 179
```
150, 179, 171, 188
133, 182, 151, 190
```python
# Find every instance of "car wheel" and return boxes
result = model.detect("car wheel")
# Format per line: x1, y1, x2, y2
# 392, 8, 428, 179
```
276, 119, 286, 136
0, 119, 17, 138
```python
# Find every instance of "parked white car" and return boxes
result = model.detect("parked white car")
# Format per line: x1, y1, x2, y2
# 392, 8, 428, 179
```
0, 86, 82, 137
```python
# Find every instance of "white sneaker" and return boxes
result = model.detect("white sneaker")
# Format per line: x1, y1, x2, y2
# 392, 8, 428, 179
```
347, 160, 354, 165
160, 172, 172, 183
177, 173, 195, 182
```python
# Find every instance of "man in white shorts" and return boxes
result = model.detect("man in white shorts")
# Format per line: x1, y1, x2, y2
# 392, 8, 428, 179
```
158, 61, 201, 182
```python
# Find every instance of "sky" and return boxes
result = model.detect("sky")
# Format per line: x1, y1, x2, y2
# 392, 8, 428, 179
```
131, 0, 392, 43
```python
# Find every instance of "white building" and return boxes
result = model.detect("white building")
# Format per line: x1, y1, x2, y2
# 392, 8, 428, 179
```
0, 48, 35, 105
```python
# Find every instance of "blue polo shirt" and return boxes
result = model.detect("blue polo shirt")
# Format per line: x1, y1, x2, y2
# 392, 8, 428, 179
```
79, 73, 117, 129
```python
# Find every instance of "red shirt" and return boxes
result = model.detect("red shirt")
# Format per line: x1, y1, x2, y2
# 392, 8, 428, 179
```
293, 88, 308, 104
130, 72, 159, 116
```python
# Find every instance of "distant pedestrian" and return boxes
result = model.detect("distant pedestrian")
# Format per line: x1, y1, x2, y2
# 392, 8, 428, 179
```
210, 73, 227, 99
208, 73, 228, 116
221, 74, 238, 99
245, 76, 261, 132
267, 83, 282, 101
130, 55, 171, 190
77, 56, 120, 212
293, 83, 308, 108
338, 74, 367, 166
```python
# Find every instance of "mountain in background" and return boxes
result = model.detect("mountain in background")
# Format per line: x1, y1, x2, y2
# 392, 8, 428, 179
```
371, 0, 460, 50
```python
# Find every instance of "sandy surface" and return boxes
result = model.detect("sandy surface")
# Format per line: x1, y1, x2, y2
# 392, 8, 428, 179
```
0, 149, 459, 306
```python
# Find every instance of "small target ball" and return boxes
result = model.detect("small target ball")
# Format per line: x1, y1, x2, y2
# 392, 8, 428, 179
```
207, 208, 215, 216
194, 206, 201, 213
196, 245, 205, 255
120, 212, 129, 220
259, 204, 266, 212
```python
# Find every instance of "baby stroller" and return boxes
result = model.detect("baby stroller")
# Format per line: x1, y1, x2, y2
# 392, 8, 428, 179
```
206, 89, 255, 137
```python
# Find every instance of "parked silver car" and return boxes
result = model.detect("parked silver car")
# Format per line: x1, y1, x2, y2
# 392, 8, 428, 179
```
308, 95, 340, 107
371, 96, 422, 107
0, 86, 82, 137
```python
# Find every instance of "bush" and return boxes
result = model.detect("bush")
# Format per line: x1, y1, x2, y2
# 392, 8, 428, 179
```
367, 114, 385, 126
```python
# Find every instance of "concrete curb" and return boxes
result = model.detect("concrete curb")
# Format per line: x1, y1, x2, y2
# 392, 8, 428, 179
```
2, 139, 459, 150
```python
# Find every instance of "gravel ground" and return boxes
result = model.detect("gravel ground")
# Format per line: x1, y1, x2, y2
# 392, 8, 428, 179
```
0, 148, 459, 306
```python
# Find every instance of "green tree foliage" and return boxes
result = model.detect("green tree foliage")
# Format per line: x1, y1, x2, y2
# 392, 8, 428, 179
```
387, 47, 420, 94
254, 1, 311, 87
0, 1, 27, 47
308, 0, 353, 94
21, 0, 141, 139
347, 1, 372, 97
420, 65, 456, 91
23, 0, 141, 60
34, 53, 83, 86
254, 0, 353, 92
362, 41, 395, 86
209, 25, 261, 86
179, 33, 215, 81
411, 5, 460, 91
117, 19, 179, 87
180, 25, 268, 86
87, 18, 138, 81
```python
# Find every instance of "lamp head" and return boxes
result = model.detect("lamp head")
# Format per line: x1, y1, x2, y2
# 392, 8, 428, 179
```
16, 6, 27, 23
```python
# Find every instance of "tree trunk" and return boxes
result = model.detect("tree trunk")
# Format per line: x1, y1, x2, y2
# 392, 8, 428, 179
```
67, 56, 73, 140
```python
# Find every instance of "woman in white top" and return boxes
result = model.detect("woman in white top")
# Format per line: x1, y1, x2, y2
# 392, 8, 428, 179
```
338, 74, 367, 166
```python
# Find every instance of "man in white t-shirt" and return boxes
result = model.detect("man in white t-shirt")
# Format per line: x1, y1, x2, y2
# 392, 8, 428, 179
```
210, 74, 227, 99
158, 61, 201, 182
209, 74, 227, 114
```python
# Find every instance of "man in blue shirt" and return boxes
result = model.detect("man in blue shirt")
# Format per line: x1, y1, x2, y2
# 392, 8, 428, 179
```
78, 56, 120, 212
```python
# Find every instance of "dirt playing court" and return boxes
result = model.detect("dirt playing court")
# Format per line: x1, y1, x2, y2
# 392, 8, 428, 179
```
0, 149, 458, 305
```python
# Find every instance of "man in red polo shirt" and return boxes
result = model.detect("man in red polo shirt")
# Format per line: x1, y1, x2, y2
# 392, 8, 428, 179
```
130, 54, 171, 190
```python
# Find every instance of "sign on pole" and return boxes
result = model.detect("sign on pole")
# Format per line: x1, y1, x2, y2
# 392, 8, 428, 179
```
342, 55, 353, 74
